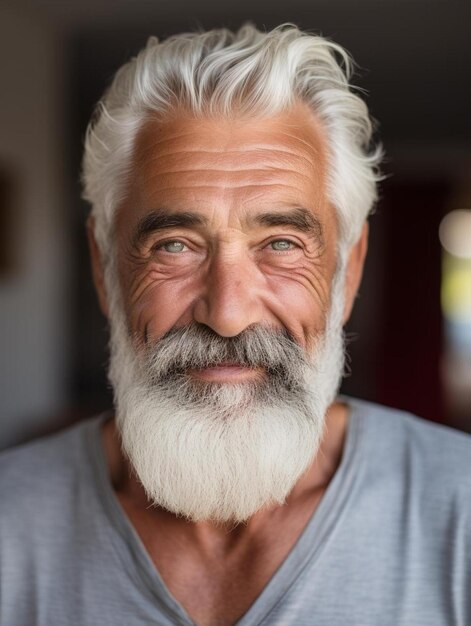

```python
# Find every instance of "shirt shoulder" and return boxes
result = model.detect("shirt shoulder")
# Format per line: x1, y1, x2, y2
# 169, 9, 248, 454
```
350, 397, 471, 505
0, 417, 102, 524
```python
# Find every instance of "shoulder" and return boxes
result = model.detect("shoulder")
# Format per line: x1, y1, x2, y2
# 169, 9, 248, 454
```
0, 417, 107, 619
348, 397, 471, 501
349, 396, 471, 458
0, 417, 102, 523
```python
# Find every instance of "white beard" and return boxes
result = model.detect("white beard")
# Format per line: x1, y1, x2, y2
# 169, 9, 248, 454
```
106, 263, 346, 524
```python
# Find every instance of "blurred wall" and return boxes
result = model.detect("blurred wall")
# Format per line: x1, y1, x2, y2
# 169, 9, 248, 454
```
0, 6, 70, 448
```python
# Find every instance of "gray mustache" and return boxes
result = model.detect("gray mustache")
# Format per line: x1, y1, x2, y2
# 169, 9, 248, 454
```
143, 323, 309, 380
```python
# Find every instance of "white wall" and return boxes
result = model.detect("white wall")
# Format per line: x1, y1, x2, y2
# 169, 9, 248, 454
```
0, 5, 70, 448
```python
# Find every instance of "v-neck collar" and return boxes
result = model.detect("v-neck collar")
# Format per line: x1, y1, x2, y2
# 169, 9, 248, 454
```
85, 398, 366, 626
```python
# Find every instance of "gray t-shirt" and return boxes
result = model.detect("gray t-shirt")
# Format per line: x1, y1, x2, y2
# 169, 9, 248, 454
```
1, 398, 470, 625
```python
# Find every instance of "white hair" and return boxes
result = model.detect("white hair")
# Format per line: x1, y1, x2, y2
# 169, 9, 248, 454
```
82, 23, 382, 265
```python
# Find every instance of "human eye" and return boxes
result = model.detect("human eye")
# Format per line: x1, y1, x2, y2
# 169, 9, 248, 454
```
155, 240, 188, 253
268, 239, 299, 251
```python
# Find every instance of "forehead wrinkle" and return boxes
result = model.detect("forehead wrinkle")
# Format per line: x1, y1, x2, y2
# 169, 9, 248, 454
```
138, 166, 309, 176
134, 103, 328, 163
134, 147, 321, 198
134, 136, 326, 195
136, 150, 322, 189
143, 182, 309, 194
136, 147, 318, 175
137, 145, 315, 158
134, 125, 326, 168
138, 168, 317, 192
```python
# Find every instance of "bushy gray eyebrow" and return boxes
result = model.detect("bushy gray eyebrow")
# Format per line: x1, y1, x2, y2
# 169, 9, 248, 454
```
133, 206, 323, 247
251, 207, 323, 242
133, 209, 207, 247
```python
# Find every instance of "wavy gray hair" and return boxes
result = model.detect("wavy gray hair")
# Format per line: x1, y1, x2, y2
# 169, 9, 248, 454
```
82, 23, 382, 264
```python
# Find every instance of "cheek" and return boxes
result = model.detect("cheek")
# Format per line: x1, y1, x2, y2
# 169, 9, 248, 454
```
263, 254, 332, 307
260, 260, 334, 342
123, 263, 202, 337
270, 270, 327, 313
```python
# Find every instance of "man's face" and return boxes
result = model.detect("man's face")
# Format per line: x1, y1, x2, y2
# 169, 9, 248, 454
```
89, 104, 367, 523
115, 103, 339, 363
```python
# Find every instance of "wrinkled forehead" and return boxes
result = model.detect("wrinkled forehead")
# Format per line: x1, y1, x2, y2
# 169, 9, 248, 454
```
134, 104, 327, 173
117, 103, 334, 236
136, 102, 326, 151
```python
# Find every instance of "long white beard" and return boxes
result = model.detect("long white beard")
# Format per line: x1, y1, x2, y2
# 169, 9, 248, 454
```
106, 265, 346, 524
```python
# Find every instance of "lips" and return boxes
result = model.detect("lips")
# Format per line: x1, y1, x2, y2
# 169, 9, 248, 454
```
187, 362, 264, 382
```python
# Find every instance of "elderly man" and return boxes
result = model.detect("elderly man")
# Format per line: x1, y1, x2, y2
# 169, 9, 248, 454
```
1, 24, 470, 626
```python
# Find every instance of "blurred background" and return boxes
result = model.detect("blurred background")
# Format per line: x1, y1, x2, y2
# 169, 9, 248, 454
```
1, 0, 470, 450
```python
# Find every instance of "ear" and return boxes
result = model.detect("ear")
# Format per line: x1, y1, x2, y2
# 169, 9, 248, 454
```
86, 216, 109, 319
342, 222, 369, 324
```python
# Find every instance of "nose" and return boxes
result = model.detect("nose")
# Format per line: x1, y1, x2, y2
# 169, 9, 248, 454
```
193, 252, 263, 337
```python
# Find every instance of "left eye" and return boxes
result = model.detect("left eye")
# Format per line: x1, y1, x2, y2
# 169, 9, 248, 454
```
269, 239, 296, 251
158, 241, 187, 253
